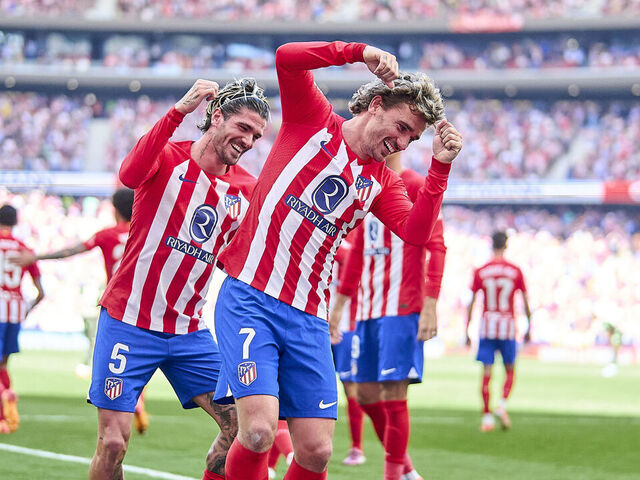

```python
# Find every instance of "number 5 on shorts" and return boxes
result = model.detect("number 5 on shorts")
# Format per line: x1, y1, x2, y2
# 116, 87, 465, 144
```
109, 342, 130, 374
239, 327, 255, 360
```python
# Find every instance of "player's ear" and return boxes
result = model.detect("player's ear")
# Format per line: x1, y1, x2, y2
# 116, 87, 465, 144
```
210, 108, 224, 128
367, 95, 384, 114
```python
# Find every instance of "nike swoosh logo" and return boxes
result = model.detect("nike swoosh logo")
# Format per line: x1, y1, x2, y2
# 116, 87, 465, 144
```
380, 368, 396, 376
178, 173, 197, 183
319, 140, 334, 158
318, 400, 337, 409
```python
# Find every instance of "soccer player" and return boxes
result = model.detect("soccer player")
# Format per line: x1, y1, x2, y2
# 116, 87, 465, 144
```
466, 231, 532, 432
330, 240, 366, 466
213, 41, 462, 479
85, 78, 269, 480
0, 204, 45, 434
330, 152, 447, 480
10, 188, 152, 433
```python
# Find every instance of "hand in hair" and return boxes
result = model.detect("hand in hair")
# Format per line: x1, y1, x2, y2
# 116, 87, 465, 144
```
175, 79, 219, 115
363, 46, 399, 89
432, 120, 462, 164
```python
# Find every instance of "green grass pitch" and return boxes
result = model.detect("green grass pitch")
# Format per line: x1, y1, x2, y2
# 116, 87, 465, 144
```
1, 350, 638, 479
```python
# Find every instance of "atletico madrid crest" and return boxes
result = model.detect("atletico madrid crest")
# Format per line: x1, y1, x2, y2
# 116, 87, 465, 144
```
355, 176, 373, 202
238, 361, 257, 386
225, 194, 241, 219
104, 377, 123, 400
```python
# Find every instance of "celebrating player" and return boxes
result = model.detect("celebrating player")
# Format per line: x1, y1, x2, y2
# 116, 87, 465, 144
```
466, 231, 532, 432
330, 152, 447, 480
213, 41, 462, 479
86, 78, 269, 480
10, 188, 152, 433
0, 204, 45, 434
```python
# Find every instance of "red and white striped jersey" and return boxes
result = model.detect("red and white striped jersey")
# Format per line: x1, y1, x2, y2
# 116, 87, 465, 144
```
471, 258, 526, 340
0, 231, 41, 324
330, 239, 357, 332
219, 41, 450, 320
338, 169, 446, 321
83, 222, 129, 283
100, 107, 256, 334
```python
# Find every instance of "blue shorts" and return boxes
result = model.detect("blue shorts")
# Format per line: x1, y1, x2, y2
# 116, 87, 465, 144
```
332, 330, 356, 383
214, 276, 338, 419
88, 308, 220, 412
476, 338, 517, 365
352, 314, 424, 384
0, 323, 20, 356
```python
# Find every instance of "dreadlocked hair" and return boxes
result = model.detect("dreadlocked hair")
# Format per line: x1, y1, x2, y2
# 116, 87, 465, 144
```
198, 78, 270, 133
348, 72, 444, 126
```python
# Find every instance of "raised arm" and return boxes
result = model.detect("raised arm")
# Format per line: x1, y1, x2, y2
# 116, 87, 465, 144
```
120, 79, 218, 188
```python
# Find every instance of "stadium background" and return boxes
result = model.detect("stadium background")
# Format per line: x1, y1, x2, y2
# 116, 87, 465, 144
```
0, 2, 639, 479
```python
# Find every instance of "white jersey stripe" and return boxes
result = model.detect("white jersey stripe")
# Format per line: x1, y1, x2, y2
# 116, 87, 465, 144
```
238, 128, 331, 286
123, 161, 188, 326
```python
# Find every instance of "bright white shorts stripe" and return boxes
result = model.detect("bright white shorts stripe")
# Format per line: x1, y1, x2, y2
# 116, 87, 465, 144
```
0, 443, 198, 480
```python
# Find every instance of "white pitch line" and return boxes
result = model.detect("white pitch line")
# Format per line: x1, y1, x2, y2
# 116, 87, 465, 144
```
0, 443, 198, 480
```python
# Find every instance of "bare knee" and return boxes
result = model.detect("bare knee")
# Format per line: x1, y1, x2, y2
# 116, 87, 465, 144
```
97, 429, 129, 462
356, 382, 381, 405
294, 436, 333, 472
238, 419, 276, 453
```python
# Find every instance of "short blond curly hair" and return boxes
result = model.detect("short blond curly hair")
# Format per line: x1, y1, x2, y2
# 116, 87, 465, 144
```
198, 77, 269, 133
348, 72, 444, 126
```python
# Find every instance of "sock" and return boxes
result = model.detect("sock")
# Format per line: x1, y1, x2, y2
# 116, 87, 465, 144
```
283, 459, 327, 480
403, 453, 414, 474
360, 401, 387, 444
383, 460, 404, 480
503, 369, 514, 400
267, 443, 281, 469
383, 400, 410, 465
482, 374, 491, 414
0, 369, 10, 390
346, 396, 364, 450
274, 421, 293, 458
202, 470, 224, 480
225, 439, 269, 480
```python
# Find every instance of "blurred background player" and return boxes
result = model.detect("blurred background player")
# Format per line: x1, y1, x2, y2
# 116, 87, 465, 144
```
331, 152, 447, 480
601, 322, 623, 377
0, 204, 45, 434
10, 188, 150, 434
466, 231, 532, 432
267, 420, 294, 479
330, 239, 366, 466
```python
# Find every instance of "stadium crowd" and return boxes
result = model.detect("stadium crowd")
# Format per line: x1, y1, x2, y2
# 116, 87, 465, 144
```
3, 30, 640, 72
2, 0, 638, 20
2, 189, 638, 353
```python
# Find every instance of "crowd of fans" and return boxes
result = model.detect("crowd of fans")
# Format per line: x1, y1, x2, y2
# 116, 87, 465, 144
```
1, 91, 638, 181
3, 30, 640, 72
2, 0, 639, 20
3, 188, 638, 355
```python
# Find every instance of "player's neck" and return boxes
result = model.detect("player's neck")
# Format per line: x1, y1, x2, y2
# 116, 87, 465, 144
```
493, 250, 505, 258
190, 135, 228, 176
385, 153, 403, 174
341, 117, 368, 160
0, 227, 12, 235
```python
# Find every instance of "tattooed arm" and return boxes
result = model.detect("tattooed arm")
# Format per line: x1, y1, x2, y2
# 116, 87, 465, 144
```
192, 392, 238, 476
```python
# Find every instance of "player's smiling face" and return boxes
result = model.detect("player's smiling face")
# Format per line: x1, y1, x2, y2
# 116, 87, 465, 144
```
366, 101, 427, 163
212, 107, 266, 167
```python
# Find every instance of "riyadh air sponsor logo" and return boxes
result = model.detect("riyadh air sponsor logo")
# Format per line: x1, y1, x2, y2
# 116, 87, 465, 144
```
178, 173, 197, 183
312, 176, 349, 215
189, 204, 218, 243
368, 221, 379, 241
285, 195, 339, 238
355, 175, 373, 202
165, 236, 215, 264
319, 400, 337, 409
104, 377, 123, 400
238, 361, 257, 386
225, 194, 241, 219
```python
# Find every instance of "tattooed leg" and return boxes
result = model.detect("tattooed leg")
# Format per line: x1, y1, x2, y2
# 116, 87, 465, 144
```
192, 392, 238, 476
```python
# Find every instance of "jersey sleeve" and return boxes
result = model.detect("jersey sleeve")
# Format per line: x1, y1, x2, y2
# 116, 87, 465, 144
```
370, 158, 450, 246
424, 218, 446, 299
26, 259, 41, 279
119, 107, 186, 188
337, 223, 364, 298
275, 41, 367, 125
83, 228, 108, 250
516, 266, 527, 293
471, 267, 482, 292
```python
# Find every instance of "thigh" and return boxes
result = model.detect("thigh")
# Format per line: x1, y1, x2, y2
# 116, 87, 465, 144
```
332, 330, 355, 382
214, 277, 283, 402
89, 308, 165, 412
278, 312, 338, 420
352, 319, 381, 383
476, 338, 496, 365
288, 416, 334, 451
161, 328, 221, 409
379, 314, 423, 384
